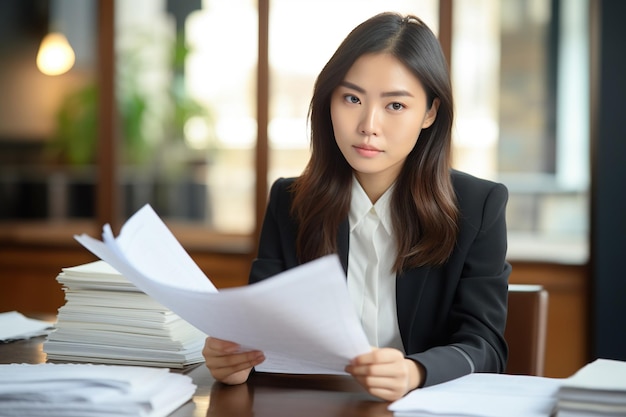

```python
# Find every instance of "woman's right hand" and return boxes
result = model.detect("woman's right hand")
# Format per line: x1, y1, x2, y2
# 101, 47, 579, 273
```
202, 337, 265, 385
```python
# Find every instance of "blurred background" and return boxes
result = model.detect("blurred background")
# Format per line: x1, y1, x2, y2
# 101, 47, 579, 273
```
0, 0, 624, 379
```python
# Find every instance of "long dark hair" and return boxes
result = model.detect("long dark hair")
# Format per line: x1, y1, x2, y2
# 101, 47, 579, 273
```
291, 12, 458, 272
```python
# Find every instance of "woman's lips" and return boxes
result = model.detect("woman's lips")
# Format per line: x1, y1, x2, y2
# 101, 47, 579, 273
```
354, 145, 382, 158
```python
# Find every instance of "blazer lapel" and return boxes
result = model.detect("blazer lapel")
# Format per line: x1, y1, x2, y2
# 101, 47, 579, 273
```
396, 267, 431, 350
337, 218, 350, 275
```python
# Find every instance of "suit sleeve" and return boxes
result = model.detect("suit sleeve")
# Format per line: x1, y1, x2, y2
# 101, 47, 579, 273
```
249, 178, 299, 284
410, 182, 511, 386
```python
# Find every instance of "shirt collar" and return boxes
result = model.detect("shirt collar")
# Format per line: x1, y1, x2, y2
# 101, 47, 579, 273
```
349, 177, 395, 235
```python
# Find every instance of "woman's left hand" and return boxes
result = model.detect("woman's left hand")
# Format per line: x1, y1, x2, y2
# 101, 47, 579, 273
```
345, 348, 424, 401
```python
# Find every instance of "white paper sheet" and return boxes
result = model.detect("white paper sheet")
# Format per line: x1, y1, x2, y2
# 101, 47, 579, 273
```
74, 204, 371, 374
0, 311, 53, 342
389, 373, 562, 417
560, 358, 626, 392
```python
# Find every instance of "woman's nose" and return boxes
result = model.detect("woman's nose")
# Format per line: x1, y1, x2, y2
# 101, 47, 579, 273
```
358, 106, 380, 136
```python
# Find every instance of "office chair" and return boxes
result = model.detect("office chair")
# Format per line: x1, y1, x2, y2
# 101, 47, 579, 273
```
504, 284, 549, 376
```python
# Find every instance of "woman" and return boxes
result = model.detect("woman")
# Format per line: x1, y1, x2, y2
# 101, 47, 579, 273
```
203, 12, 511, 401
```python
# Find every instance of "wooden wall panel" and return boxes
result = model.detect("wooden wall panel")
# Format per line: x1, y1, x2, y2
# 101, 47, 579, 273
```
190, 251, 251, 289
0, 245, 251, 315
0, 246, 97, 315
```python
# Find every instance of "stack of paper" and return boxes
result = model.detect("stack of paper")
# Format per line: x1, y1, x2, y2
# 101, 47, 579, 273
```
43, 260, 207, 368
555, 358, 626, 416
389, 373, 563, 417
0, 363, 195, 417
72, 204, 371, 375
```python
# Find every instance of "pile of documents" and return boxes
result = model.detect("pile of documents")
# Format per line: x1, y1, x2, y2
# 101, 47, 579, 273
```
555, 358, 626, 416
0, 362, 195, 417
43, 260, 207, 368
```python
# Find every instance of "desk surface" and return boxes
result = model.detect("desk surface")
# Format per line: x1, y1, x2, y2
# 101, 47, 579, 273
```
1, 337, 392, 417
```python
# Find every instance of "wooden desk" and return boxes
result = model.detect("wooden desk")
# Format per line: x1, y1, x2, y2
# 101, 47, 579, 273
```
0, 337, 392, 417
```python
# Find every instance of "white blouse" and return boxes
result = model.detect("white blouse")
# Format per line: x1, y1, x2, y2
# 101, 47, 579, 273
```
347, 178, 405, 353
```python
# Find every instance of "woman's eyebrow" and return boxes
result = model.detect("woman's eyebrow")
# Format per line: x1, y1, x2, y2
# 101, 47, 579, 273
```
339, 81, 365, 93
338, 81, 414, 98
381, 90, 414, 98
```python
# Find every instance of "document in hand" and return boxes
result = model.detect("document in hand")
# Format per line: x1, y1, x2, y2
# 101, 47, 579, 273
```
0, 363, 195, 417
74, 204, 371, 375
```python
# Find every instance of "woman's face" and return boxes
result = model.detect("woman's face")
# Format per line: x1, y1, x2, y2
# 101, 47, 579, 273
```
330, 53, 438, 201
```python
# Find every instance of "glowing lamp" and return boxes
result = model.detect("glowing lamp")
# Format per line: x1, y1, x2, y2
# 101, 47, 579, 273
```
36, 32, 75, 76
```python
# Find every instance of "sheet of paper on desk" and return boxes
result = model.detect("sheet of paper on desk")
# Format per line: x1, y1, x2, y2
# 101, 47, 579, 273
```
75, 204, 371, 375
389, 373, 563, 417
0, 311, 53, 342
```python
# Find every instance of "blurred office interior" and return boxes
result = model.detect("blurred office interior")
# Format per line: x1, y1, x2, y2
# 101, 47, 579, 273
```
0, 0, 624, 378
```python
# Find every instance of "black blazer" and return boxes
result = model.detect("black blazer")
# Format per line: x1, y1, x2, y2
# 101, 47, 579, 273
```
249, 170, 511, 387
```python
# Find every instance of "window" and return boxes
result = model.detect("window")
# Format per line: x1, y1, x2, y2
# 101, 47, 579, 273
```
185, 0, 258, 233
0, 0, 590, 264
114, 0, 258, 233
450, 0, 589, 263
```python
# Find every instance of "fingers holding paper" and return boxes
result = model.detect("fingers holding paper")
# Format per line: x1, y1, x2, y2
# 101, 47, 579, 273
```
345, 347, 424, 402
203, 337, 265, 385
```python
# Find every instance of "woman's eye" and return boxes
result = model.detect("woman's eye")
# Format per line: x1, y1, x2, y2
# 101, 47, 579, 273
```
388, 102, 404, 111
345, 94, 360, 104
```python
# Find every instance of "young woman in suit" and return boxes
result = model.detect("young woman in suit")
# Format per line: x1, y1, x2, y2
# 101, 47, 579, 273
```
203, 12, 511, 401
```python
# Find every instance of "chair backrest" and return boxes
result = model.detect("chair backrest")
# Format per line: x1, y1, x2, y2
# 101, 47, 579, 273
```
504, 284, 549, 376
